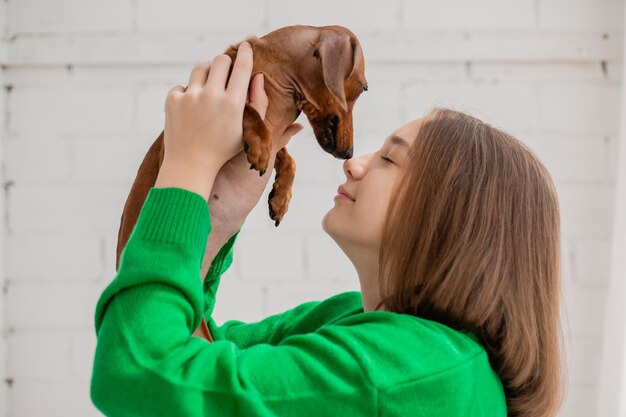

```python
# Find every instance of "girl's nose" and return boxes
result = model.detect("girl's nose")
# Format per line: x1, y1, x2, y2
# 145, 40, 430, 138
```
343, 152, 369, 179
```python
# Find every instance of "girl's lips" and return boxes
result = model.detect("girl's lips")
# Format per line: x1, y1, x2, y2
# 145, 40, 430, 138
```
337, 185, 355, 201
335, 193, 355, 202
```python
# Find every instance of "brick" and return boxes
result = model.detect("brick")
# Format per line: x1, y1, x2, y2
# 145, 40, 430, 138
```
406, 81, 538, 134
6, 282, 105, 328
4, 136, 71, 183
573, 237, 612, 287
10, 86, 134, 135
6, 32, 621, 66
137, 0, 265, 32
360, 33, 619, 62
556, 184, 615, 238
538, 83, 621, 134
266, 283, 360, 317
7, 330, 71, 379
281, 123, 339, 184
237, 231, 304, 284
268, 0, 400, 33
306, 233, 359, 282
557, 386, 597, 417
561, 238, 575, 286
8, 184, 129, 234
563, 335, 602, 387
353, 82, 403, 138
209, 279, 265, 325
73, 136, 152, 183
6, 233, 103, 283
523, 133, 608, 183
561, 283, 607, 337
539, 0, 624, 31
69, 331, 98, 382
9, 379, 100, 417
136, 85, 169, 135
402, 0, 535, 31
472, 62, 613, 82
7, 0, 132, 35
273, 183, 343, 233
607, 134, 620, 182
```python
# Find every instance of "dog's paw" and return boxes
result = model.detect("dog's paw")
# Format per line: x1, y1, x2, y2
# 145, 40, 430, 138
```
268, 182, 291, 227
242, 104, 271, 176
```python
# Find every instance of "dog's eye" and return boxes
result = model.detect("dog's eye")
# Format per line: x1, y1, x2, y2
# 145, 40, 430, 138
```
313, 50, 320, 59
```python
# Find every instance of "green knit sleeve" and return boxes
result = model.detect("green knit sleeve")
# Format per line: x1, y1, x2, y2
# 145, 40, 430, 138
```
201, 225, 241, 319
207, 291, 364, 348
204, 222, 243, 281
90, 186, 377, 417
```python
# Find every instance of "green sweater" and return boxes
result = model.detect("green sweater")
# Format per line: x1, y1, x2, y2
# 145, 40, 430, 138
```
91, 186, 507, 417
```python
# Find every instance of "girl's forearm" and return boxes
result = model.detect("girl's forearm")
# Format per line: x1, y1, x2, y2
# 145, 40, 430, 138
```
154, 157, 229, 282
200, 230, 230, 282
154, 158, 220, 201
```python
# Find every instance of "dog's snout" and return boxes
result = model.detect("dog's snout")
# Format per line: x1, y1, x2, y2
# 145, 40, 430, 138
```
341, 146, 353, 159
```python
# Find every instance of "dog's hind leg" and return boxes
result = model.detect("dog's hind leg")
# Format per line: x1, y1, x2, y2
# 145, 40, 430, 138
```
115, 131, 165, 271
268, 146, 296, 227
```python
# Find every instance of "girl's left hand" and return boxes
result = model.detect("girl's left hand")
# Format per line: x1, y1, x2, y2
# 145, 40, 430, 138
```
162, 41, 254, 173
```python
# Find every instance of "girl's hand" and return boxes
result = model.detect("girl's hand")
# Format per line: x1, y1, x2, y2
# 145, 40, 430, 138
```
207, 72, 303, 237
157, 41, 255, 199
200, 73, 303, 280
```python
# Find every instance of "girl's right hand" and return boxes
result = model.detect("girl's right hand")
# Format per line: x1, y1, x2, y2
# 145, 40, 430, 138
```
206, 73, 303, 241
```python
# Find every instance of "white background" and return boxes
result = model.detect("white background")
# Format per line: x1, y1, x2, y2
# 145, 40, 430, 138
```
0, 1, 623, 416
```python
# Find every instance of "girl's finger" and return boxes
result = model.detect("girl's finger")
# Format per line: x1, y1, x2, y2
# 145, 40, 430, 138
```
226, 42, 254, 101
165, 85, 186, 109
168, 85, 187, 95
284, 123, 304, 137
206, 54, 233, 90
278, 123, 304, 148
187, 62, 211, 91
248, 73, 268, 120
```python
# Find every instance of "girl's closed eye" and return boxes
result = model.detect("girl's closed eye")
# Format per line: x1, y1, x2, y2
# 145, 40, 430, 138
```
380, 155, 394, 164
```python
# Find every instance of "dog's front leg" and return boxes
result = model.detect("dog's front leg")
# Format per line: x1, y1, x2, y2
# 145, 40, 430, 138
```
268, 146, 296, 227
242, 103, 272, 176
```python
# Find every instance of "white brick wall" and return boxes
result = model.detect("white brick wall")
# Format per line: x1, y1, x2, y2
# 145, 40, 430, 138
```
1, 1, 623, 416
0, 1, 7, 416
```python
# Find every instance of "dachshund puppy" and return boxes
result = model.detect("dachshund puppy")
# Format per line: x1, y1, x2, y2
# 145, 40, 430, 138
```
116, 25, 368, 271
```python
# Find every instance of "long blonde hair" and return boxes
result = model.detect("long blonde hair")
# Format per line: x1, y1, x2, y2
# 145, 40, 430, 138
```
375, 107, 565, 417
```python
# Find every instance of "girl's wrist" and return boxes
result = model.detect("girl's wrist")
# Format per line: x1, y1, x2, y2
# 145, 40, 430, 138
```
200, 229, 230, 282
154, 158, 221, 200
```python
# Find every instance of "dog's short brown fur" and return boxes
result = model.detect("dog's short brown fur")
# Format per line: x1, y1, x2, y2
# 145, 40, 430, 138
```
115, 25, 367, 341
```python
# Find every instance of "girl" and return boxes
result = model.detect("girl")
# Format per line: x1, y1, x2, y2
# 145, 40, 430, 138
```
91, 41, 564, 417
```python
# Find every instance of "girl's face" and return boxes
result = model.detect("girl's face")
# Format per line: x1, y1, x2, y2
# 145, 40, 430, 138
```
322, 118, 424, 255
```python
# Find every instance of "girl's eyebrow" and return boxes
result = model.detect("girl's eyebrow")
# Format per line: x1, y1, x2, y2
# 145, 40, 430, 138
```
386, 134, 411, 150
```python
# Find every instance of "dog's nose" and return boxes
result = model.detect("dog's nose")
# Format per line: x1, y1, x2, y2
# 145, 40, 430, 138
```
341, 146, 353, 159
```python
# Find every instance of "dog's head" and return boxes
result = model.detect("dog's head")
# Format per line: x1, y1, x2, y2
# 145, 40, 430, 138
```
290, 25, 367, 160
225, 25, 367, 160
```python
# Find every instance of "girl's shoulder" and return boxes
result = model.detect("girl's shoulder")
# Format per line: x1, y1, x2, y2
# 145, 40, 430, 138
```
329, 308, 499, 389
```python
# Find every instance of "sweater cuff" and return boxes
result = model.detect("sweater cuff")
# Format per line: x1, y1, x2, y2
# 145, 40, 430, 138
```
133, 186, 211, 253
205, 223, 243, 280
95, 187, 211, 335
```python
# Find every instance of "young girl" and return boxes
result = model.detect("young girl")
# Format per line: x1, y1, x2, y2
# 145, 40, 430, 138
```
91, 41, 564, 417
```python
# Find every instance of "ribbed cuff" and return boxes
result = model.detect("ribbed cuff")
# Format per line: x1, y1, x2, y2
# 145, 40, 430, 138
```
133, 187, 211, 253
95, 187, 211, 336
206, 225, 242, 280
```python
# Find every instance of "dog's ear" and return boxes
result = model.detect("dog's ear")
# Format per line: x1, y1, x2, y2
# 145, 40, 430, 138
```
315, 31, 356, 113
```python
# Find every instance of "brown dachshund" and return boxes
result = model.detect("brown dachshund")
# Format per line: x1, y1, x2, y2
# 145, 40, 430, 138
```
115, 25, 368, 341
